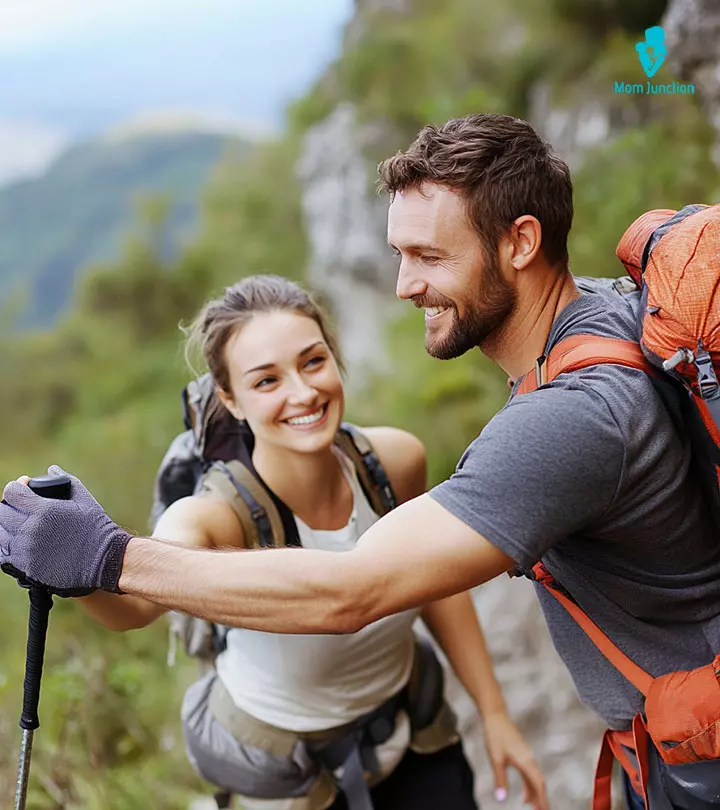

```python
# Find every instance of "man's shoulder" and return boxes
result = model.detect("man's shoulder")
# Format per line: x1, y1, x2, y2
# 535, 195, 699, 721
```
547, 288, 640, 348
464, 380, 625, 482
503, 378, 623, 441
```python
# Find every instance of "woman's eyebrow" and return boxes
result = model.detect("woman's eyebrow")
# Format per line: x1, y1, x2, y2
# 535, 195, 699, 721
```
243, 342, 324, 376
299, 341, 324, 356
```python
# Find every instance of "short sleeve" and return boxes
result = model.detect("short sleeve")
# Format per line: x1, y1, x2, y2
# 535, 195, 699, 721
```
429, 385, 625, 568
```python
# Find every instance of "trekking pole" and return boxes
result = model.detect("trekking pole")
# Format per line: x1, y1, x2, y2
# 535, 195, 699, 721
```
13, 473, 72, 810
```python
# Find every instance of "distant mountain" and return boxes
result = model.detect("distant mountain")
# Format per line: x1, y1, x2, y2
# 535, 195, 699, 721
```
0, 129, 248, 327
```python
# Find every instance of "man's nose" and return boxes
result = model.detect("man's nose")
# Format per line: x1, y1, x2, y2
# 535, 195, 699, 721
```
395, 259, 427, 301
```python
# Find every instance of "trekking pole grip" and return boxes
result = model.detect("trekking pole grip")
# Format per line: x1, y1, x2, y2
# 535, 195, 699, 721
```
18, 474, 72, 731
19, 587, 53, 730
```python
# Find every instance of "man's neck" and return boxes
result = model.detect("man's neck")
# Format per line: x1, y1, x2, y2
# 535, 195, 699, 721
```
483, 269, 580, 381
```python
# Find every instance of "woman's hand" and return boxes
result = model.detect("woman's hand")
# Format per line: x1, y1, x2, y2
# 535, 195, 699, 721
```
482, 711, 548, 810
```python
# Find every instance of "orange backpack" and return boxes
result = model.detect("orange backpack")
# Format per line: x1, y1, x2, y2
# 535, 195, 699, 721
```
517, 204, 720, 808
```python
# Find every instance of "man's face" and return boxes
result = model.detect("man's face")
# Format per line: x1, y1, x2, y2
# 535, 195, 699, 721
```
387, 183, 516, 359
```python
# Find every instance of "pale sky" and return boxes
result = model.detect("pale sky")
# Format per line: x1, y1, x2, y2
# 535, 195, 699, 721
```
0, 0, 354, 182
0, 0, 345, 53
0, 0, 353, 134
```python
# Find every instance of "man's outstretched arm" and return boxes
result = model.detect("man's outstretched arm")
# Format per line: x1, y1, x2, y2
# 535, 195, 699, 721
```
120, 493, 515, 634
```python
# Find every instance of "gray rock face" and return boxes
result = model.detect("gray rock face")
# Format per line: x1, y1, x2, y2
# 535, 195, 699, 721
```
664, 0, 720, 165
297, 104, 404, 385
529, 82, 613, 170
443, 578, 606, 809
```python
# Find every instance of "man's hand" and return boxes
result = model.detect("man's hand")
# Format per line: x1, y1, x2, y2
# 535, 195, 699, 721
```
483, 712, 548, 810
0, 466, 132, 594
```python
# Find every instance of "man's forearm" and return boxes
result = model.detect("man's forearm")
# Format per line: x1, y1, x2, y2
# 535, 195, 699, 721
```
117, 495, 513, 635
118, 538, 378, 634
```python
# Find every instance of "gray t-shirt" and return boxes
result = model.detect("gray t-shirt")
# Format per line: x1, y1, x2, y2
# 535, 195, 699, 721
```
430, 290, 720, 730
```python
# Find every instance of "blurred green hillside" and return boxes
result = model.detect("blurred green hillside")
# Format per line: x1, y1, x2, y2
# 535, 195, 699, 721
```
0, 130, 249, 328
1, 0, 719, 807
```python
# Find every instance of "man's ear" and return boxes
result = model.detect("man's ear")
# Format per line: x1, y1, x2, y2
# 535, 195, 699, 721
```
508, 215, 543, 271
216, 388, 243, 421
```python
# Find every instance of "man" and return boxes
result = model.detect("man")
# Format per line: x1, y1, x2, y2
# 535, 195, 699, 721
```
3, 114, 720, 809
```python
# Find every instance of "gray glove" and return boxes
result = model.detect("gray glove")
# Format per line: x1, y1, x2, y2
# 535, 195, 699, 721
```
0, 466, 132, 594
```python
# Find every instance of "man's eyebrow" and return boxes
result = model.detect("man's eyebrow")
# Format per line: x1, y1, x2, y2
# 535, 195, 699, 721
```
388, 241, 444, 253
243, 341, 325, 376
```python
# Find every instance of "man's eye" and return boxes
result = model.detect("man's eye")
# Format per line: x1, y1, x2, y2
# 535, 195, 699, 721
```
422, 255, 440, 265
391, 248, 401, 258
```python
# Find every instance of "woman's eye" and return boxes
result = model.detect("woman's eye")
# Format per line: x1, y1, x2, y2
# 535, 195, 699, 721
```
306, 356, 325, 368
255, 377, 276, 389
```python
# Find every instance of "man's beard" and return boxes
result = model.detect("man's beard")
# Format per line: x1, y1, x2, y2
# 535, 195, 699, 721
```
426, 253, 516, 360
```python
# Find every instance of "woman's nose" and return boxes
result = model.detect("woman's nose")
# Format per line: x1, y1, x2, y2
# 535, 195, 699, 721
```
286, 375, 318, 405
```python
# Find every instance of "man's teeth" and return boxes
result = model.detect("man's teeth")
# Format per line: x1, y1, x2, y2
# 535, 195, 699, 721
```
287, 407, 325, 426
426, 306, 448, 317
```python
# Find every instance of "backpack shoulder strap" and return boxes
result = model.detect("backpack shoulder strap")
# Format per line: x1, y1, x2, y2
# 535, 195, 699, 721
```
335, 423, 397, 515
515, 335, 652, 396
200, 461, 287, 549
532, 563, 654, 695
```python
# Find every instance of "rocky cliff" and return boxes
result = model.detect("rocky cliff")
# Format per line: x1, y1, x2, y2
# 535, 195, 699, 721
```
664, 0, 720, 166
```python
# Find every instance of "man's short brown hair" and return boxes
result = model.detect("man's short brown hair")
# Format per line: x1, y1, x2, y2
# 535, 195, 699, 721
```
378, 114, 573, 267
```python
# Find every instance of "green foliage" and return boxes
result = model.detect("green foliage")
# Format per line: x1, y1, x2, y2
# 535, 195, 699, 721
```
194, 136, 309, 288
337, 1, 520, 136
553, 0, 667, 38
347, 312, 509, 485
0, 125, 313, 807
571, 114, 719, 279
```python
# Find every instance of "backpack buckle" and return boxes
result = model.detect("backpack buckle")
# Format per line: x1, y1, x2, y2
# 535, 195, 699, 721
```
694, 346, 719, 399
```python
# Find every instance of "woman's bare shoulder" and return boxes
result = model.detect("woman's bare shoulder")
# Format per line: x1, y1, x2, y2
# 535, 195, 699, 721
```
357, 426, 427, 504
152, 493, 246, 549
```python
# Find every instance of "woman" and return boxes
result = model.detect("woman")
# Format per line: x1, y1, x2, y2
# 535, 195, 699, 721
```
77, 275, 547, 810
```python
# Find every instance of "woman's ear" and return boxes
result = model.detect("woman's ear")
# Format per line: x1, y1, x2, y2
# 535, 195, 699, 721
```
216, 387, 243, 421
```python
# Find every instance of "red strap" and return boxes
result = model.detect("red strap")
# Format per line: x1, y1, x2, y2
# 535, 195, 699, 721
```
633, 715, 652, 809
519, 335, 656, 808
593, 731, 616, 810
594, 725, 650, 810
533, 563, 654, 695
515, 336, 653, 395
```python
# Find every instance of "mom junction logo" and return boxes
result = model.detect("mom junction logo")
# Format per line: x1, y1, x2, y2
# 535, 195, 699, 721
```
614, 26, 695, 96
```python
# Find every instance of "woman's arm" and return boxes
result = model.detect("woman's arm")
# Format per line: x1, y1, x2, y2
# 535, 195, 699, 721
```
367, 426, 547, 809
422, 594, 547, 809
78, 494, 243, 631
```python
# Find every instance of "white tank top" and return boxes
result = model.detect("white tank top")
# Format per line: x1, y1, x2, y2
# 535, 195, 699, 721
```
215, 448, 420, 732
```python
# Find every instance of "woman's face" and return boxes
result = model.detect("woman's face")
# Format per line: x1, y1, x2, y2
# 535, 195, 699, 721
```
219, 310, 345, 455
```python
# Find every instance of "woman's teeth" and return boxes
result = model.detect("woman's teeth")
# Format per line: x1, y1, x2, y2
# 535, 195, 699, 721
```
286, 406, 325, 426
